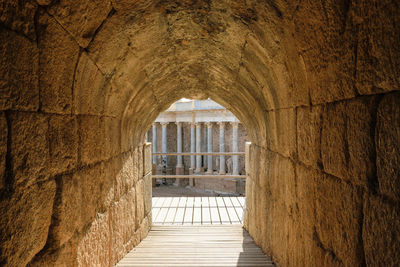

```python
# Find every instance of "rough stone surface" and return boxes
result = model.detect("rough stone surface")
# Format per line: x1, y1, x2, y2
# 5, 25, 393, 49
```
38, 12, 80, 114
143, 173, 152, 216
0, 112, 6, 190
0, 0, 38, 39
0, 180, 56, 266
321, 97, 377, 186
48, 115, 78, 175
376, 92, 400, 201
111, 188, 136, 263
48, 0, 112, 48
73, 53, 108, 115
0, 28, 39, 111
78, 115, 105, 165
135, 179, 145, 229
1, 1, 399, 266
363, 195, 400, 266
10, 112, 49, 187
76, 212, 111, 267
297, 105, 322, 168
314, 175, 364, 266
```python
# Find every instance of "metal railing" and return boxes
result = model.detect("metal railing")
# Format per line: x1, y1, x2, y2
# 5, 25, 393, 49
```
152, 152, 246, 179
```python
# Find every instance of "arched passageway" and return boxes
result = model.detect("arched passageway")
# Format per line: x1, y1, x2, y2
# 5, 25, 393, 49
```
0, 0, 399, 266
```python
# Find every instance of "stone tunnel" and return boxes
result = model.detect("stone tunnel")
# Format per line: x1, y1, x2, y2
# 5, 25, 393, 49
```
0, 0, 399, 266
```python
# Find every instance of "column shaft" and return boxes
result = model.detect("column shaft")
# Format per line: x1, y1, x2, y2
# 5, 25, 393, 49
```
190, 123, 195, 170
219, 122, 225, 174
176, 122, 183, 167
206, 123, 213, 174
152, 124, 157, 164
161, 122, 168, 166
232, 122, 239, 175
195, 123, 202, 172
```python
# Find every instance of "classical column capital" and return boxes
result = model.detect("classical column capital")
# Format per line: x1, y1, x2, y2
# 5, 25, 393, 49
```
175, 121, 182, 126
217, 121, 225, 128
230, 121, 239, 128
160, 122, 169, 127
194, 122, 202, 126
205, 122, 213, 128
190, 122, 196, 128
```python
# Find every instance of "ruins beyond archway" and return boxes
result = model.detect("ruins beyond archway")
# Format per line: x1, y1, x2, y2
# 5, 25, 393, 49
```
0, 1, 399, 266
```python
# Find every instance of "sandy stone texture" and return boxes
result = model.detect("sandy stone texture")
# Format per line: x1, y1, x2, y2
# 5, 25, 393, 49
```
376, 92, 400, 201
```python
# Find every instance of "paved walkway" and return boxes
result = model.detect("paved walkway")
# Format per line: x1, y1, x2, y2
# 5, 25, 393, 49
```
115, 225, 274, 267
152, 196, 245, 225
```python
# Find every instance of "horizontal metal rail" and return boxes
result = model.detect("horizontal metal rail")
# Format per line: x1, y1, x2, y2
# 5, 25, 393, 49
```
153, 152, 245, 156
152, 175, 246, 179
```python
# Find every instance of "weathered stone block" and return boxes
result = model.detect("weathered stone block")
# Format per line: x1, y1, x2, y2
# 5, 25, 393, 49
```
314, 174, 364, 266
28, 238, 78, 267
10, 112, 49, 187
48, 0, 112, 48
111, 188, 136, 263
79, 115, 105, 165
77, 212, 111, 267
73, 53, 108, 115
139, 216, 150, 241
0, 0, 38, 39
0, 180, 56, 266
376, 92, 400, 201
114, 152, 135, 201
321, 98, 376, 186
265, 108, 296, 158
143, 173, 152, 216
137, 145, 144, 179
74, 163, 113, 227
0, 28, 39, 111
0, 112, 6, 190
297, 105, 322, 168
143, 142, 152, 176
49, 174, 82, 247
295, 164, 317, 236
345, 97, 377, 186
38, 13, 80, 114
135, 179, 145, 229
355, 1, 400, 95
104, 116, 121, 159
48, 115, 78, 175
363, 194, 400, 266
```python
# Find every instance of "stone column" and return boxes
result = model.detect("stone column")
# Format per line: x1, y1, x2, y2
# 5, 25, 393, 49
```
161, 122, 168, 167
231, 122, 239, 175
218, 122, 226, 175
195, 122, 203, 173
203, 126, 207, 168
190, 123, 196, 174
152, 123, 157, 164
175, 122, 184, 175
206, 122, 213, 174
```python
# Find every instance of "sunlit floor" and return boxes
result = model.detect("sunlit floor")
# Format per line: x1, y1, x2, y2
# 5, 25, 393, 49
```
152, 196, 245, 225
115, 196, 274, 266
115, 225, 274, 267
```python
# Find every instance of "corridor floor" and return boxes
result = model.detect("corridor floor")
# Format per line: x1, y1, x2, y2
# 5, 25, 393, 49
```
115, 197, 274, 266
152, 196, 245, 225
115, 225, 275, 267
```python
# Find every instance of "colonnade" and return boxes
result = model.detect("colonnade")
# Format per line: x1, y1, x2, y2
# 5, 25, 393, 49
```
151, 121, 240, 175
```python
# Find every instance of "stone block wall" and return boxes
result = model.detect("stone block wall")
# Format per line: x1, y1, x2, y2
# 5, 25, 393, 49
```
244, 92, 400, 266
0, 125, 152, 267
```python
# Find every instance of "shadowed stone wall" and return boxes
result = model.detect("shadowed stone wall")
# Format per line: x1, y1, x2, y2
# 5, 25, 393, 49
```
0, 0, 399, 266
